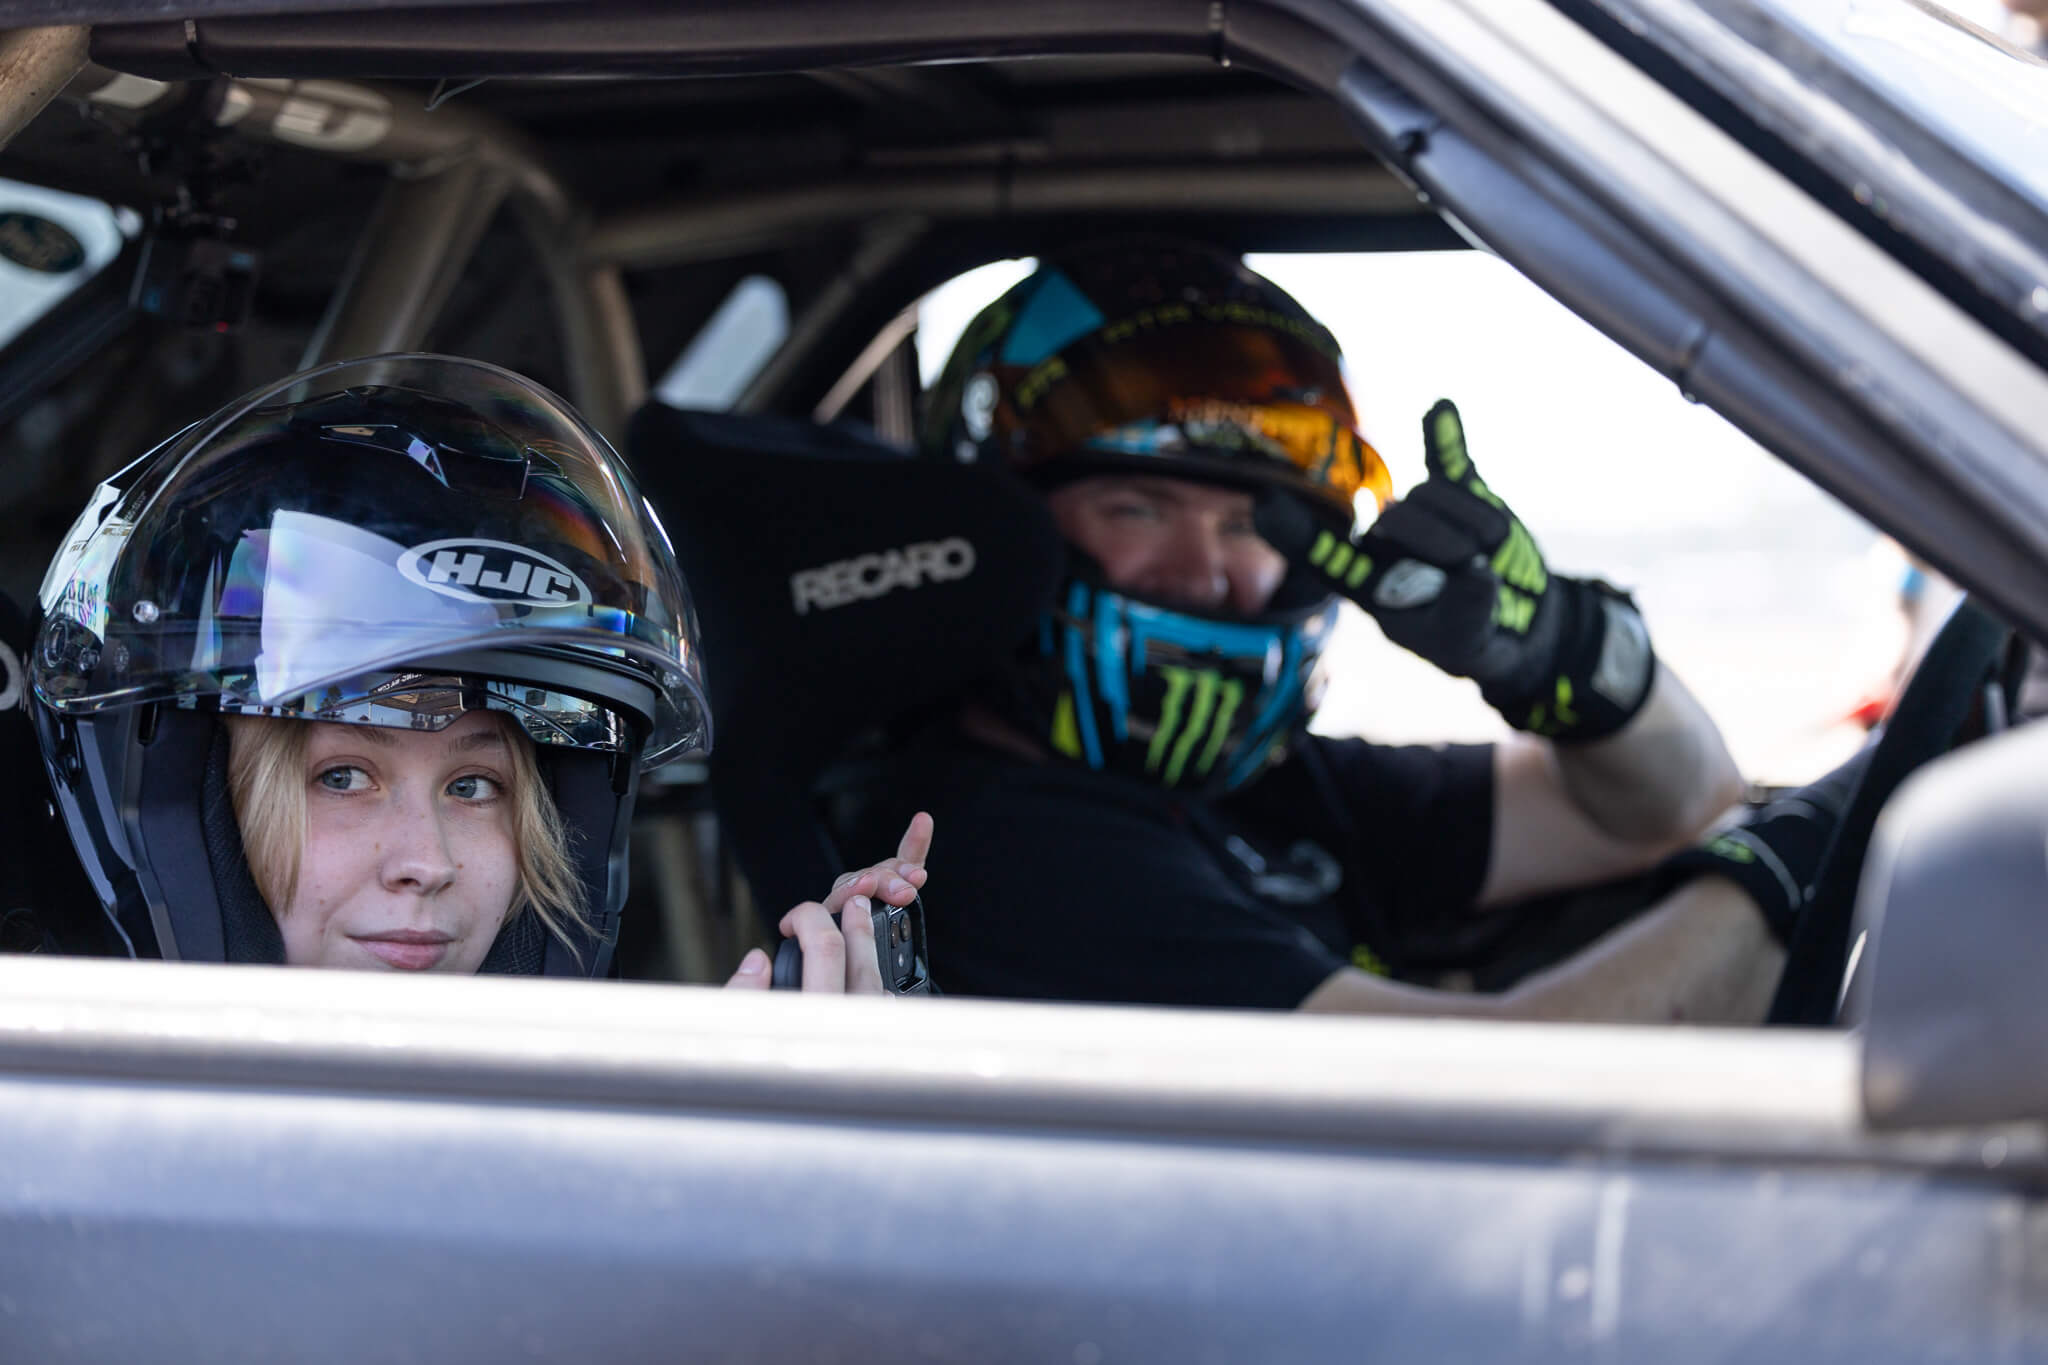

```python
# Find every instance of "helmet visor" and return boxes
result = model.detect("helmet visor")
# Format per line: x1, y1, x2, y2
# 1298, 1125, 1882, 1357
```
35, 354, 707, 766
1003, 320, 1393, 518
217, 670, 633, 753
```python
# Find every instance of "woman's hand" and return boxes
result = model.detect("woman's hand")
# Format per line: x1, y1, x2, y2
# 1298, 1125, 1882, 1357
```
725, 811, 934, 993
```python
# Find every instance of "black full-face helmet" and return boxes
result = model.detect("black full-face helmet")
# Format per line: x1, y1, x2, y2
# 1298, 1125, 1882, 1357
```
922, 239, 1394, 793
31, 354, 708, 976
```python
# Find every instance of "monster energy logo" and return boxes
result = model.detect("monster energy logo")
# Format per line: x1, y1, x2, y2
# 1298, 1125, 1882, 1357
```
1145, 666, 1246, 786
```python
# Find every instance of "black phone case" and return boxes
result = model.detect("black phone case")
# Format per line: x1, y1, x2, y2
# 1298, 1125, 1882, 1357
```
769, 896, 930, 993
770, 935, 805, 990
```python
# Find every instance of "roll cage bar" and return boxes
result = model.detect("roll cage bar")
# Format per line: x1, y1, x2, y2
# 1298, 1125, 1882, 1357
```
2, 0, 2045, 634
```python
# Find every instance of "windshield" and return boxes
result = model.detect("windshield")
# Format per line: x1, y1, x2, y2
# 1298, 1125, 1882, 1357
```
1596, 0, 2048, 347
1777, 0, 2048, 212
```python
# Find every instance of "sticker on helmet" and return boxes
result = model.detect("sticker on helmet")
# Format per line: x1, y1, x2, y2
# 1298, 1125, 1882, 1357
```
397, 539, 593, 607
962, 372, 999, 443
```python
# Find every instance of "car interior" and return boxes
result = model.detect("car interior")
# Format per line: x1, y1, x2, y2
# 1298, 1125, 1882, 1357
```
0, 49, 1461, 972
0, 12, 2033, 1025
5, 8, 2048, 1359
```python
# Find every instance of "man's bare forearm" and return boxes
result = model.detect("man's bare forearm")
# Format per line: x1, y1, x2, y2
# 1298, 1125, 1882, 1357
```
1301, 876, 1781, 1024
1552, 665, 1742, 847
1495, 875, 1781, 1022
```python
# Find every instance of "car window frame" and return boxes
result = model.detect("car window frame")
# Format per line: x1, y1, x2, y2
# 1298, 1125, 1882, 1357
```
5, 7, 2048, 1355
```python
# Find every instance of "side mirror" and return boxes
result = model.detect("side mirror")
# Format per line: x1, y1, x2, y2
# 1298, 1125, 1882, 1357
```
1853, 722, 2048, 1129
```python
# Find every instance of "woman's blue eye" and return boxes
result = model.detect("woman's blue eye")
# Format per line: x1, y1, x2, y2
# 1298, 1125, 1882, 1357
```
448, 774, 502, 801
317, 766, 367, 792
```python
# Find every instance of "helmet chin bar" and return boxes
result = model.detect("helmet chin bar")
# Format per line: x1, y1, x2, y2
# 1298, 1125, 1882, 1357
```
1022, 558, 1336, 796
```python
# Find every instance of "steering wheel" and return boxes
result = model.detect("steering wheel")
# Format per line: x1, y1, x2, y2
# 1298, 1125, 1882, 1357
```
1766, 596, 2014, 1026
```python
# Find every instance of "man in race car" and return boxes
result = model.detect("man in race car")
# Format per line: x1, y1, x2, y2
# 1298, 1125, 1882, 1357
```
857, 237, 1847, 1017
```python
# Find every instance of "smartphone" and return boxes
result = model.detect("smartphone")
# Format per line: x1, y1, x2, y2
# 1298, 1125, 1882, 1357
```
770, 892, 933, 994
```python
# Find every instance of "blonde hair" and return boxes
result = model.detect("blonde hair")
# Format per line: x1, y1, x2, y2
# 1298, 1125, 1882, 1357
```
223, 713, 593, 954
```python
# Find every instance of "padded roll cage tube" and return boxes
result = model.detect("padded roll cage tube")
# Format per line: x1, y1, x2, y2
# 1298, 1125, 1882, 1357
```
733, 215, 928, 417
583, 164, 1422, 272
299, 156, 513, 365
54, 61, 644, 436
0, 25, 86, 151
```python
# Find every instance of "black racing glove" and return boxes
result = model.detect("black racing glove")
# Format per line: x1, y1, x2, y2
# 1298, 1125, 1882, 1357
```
1655, 742, 1876, 944
1257, 398, 1655, 742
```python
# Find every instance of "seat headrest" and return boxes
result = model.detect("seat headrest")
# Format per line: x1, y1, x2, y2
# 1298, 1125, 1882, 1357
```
628, 404, 1064, 911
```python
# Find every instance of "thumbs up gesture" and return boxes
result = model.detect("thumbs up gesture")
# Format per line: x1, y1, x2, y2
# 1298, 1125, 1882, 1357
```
1259, 399, 1654, 739
1344, 398, 1558, 690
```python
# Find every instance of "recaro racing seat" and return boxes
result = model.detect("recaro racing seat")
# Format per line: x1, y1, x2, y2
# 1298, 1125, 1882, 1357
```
0, 590, 108, 954
627, 403, 1063, 923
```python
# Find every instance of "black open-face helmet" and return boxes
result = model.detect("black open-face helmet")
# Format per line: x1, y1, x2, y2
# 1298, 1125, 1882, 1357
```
31, 354, 708, 976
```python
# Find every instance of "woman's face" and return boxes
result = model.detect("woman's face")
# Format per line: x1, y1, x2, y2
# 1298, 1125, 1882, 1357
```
280, 711, 521, 973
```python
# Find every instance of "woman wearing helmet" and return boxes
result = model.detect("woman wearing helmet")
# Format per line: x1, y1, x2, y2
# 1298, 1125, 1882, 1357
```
30, 354, 925, 989
849, 238, 1827, 1017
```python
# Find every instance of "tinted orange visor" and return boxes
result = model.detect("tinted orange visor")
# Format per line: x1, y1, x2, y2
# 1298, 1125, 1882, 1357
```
1000, 319, 1394, 516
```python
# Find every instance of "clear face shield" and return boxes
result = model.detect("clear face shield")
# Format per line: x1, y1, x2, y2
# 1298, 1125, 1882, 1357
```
34, 353, 709, 765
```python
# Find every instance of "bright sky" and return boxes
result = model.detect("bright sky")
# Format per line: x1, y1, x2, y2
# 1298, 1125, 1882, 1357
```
919, 249, 1900, 783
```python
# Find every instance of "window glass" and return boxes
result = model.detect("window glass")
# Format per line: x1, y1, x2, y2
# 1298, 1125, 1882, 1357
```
0, 179, 133, 352
1251, 251, 1898, 784
914, 257, 1036, 387
915, 249, 1901, 783
1766, 0, 2048, 213
654, 274, 790, 410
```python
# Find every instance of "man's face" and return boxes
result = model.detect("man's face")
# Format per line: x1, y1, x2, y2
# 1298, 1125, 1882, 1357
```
1048, 474, 1288, 616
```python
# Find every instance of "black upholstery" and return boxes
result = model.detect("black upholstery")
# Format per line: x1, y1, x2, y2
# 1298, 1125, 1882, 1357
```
629, 405, 1064, 920
0, 591, 111, 954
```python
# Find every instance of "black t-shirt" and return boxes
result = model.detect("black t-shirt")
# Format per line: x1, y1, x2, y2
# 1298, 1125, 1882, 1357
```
844, 731, 1495, 1009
